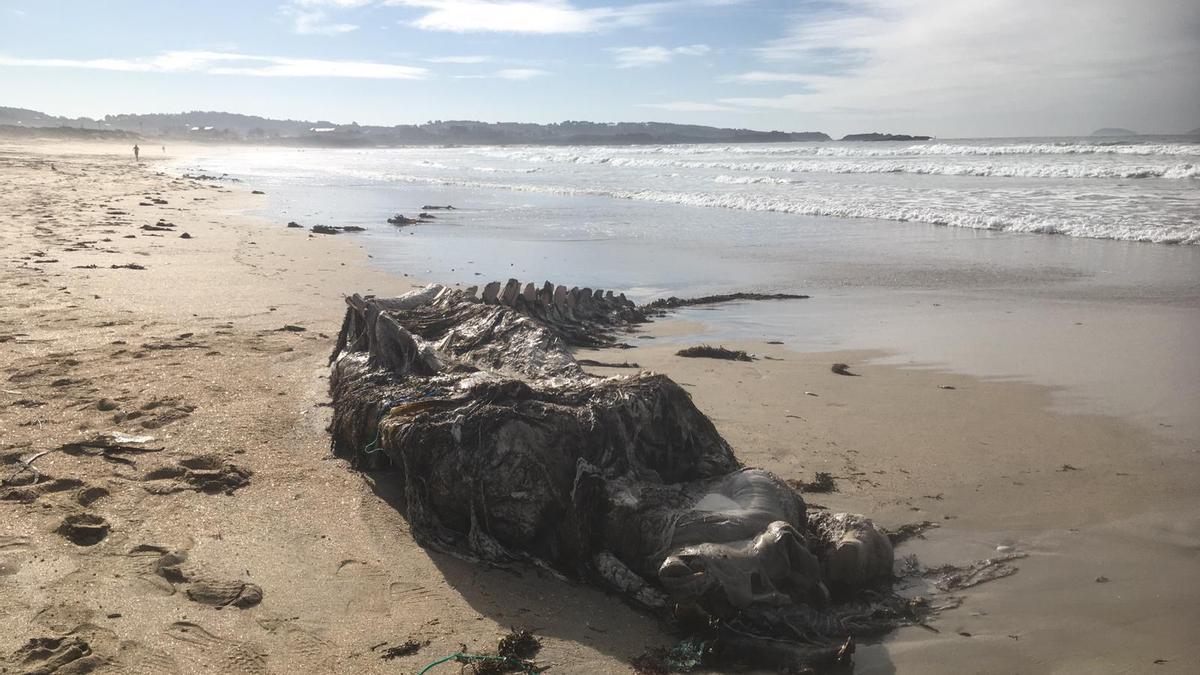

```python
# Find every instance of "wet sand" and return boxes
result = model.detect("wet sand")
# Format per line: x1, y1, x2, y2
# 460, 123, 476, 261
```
1, 140, 1197, 674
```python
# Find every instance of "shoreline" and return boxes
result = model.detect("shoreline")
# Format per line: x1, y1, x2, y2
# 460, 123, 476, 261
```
2, 140, 1197, 673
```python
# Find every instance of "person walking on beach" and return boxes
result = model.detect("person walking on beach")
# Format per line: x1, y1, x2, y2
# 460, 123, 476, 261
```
133, 144, 140, 162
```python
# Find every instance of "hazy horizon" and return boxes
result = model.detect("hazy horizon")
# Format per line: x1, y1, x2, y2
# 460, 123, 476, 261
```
2, 0, 1198, 138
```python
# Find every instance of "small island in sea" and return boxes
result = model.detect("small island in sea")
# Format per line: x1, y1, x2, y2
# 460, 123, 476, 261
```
840, 132, 933, 141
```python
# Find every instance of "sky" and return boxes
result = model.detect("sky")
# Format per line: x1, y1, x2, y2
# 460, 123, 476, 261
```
1, 0, 1197, 137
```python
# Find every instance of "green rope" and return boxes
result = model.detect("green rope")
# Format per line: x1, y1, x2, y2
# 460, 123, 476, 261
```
416, 652, 536, 675
361, 397, 405, 455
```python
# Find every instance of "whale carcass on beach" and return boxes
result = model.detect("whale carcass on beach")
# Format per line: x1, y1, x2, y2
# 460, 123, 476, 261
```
327, 281, 919, 670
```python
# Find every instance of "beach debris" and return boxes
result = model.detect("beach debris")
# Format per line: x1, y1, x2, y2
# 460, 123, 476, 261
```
789, 471, 837, 493
418, 212, 436, 219
1058, 464, 1080, 472
928, 552, 1027, 591
251, 190, 265, 194
831, 363, 858, 376
110, 432, 155, 444
1095, 575, 1110, 583
496, 629, 541, 661
180, 232, 192, 239
286, 221, 303, 228
644, 291, 808, 311
58, 434, 164, 465
329, 284, 924, 671
276, 324, 307, 332
883, 521, 938, 546
938, 385, 956, 390
766, 340, 784, 345
110, 263, 146, 270
310, 225, 340, 235
386, 214, 420, 226
631, 638, 710, 674
676, 345, 754, 362
375, 639, 429, 660
2, 449, 59, 487
805, 391, 819, 396
577, 359, 640, 368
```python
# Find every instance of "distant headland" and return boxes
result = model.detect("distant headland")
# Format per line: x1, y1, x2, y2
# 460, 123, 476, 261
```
1090, 127, 1139, 137
0, 105, 835, 147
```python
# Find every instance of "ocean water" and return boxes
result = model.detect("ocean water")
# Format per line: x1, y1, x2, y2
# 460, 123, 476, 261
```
184, 137, 1199, 246
176, 138, 1200, 299
172, 137, 1200, 436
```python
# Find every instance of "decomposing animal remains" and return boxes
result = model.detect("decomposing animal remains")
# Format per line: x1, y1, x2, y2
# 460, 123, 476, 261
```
328, 281, 925, 670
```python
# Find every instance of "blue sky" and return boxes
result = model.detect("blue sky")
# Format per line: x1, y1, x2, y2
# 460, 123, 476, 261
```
1, 0, 1197, 137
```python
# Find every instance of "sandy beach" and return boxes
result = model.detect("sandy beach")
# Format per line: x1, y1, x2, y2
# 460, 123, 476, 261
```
2, 140, 1198, 674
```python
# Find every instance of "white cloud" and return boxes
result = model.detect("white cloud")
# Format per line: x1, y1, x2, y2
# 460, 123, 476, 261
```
289, 9, 360, 34
382, 0, 741, 34
721, 71, 812, 84
387, 0, 602, 33
731, 0, 1200, 135
449, 68, 549, 79
610, 44, 710, 68
636, 101, 737, 112
424, 55, 493, 63
294, 0, 374, 6
0, 51, 429, 79
496, 68, 549, 80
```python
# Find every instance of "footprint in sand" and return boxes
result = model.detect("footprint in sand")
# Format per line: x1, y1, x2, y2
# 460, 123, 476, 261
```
166, 621, 269, 674
114, 641, 180, 675
33, 603, 95, 633
1, 477, 85, 505
141, 455, 251, 495
2, 634, 100, 674
129, 545, 264, 609
257, 617, 339, 670
56, 513, 110, 546
334, 559, 392, 616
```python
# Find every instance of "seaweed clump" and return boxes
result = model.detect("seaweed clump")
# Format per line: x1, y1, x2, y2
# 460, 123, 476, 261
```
676, 345, 754, 362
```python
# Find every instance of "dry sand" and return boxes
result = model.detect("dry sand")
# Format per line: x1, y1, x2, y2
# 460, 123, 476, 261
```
1, 141, 1197, 674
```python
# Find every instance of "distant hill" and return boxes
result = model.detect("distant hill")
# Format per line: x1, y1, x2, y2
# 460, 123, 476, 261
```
0, 106, 101, 129
1187, 128, 1200, 137
0, 105, 830, 146
0, 124, 138, 141
841, 132, 932, 141
1091, 127, 1138, 137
